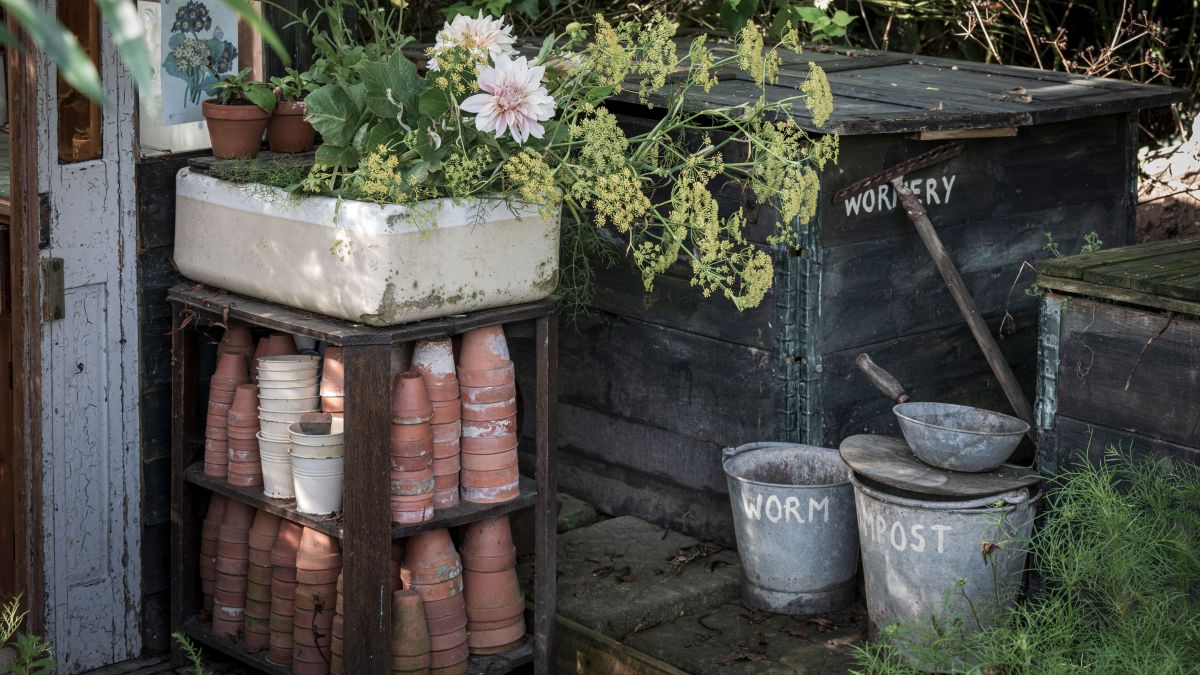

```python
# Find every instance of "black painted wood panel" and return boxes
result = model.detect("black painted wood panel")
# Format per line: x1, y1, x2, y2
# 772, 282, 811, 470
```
1052, 416, 1200, 470
1056, 298, 1200, 449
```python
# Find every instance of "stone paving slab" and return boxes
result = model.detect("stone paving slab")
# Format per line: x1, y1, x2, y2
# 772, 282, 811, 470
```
624, 602, 869, 674
548, 515, 742, 640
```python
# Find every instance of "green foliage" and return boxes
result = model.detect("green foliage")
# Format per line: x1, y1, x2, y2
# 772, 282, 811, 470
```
0, 596, 54, 675
270, 68, 316, 102
769, 5, 856, 42
852, 450, 1200, 674
211, 67, 277, 113
172, 632, 212, 675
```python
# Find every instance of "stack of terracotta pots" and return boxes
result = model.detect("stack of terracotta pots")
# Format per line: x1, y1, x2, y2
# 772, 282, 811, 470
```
462, 515, 526, 653
245, 510, 281, 651
412, 338, 461, 509
294, 527, 341, 675
213, 500, 255, 638
257, 354, 322, 500
218, 324, 255, 367
268, 521, 302, 665
458, 327, 520, 504
199, 495, 227, 613
391, 589, 432, 673
390, 373, 435, 524
401, 529, 469, 674
206, 350, 250, 478
227, 384, 263, 487
252, 334, 298, 383
321, 347, 345, 414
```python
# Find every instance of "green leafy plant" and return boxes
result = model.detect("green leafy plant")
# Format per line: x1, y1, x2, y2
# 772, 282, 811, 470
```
770, 4, 856, 41
211, 67, 277, 113
852, 449, 1200, 674
271, 68, 316, 102
172, 632, 212, 675
0, 596, 54, 675
273, 10, 836, 313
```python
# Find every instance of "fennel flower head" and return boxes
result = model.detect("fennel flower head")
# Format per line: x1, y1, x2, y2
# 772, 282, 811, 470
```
429, 12, 517, 70
461, 54, 557, 144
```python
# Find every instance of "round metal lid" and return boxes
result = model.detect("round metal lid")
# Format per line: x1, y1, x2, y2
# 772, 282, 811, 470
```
839, 434, 1040, 499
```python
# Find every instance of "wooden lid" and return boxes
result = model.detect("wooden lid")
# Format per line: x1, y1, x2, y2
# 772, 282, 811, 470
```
1037, 236, 1200, 318
614, 46, 1186, 135
839, 434, 1039, 499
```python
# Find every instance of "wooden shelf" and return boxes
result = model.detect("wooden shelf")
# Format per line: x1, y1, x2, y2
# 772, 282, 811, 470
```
182, 616, 533, 675
185, 462, 537, 539
168, 285, 555, 347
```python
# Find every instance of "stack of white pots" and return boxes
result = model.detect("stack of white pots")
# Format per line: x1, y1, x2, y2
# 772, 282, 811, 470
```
257, 355, 322, 499
289, 412, 346, 515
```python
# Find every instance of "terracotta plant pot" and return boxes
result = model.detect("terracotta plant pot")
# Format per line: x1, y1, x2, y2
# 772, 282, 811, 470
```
422, 593, 466, 620
466, 614, 523, 632
431, 399, 461, 425
273, 566, 298, 585
461, 482, 521, 505
411, 338, 458, 401
267, 99, 316, 153
460, 435, 519, 455
428, 640, 470, 670
248, 562, 273, 584
462, 568, 523, 611
433, 455, 460, 476
430, 626, 468, 652
297, 527, 342, 571
214, 351, 251, 383
460, 448, 517, 472
294, 583, 338, 611
390, 423, 434, 445
401, 530, 460, 578
391, 372, 433, 423
248, 510, 281, 549
468, 619, 526, 652
458, 326, 509, 372
321, 347, 345, 397
462, 516, 514, 558
461, 400, 517, 423
433, 440, 461, 461
461, 465, 519, 488
432, 421, 462, 444
203, 99, 270, 159
392, 503, 435, 525
391, 453, 433, 473
456, 361, 515, 389
389, 472, 435, 496
391, 589, 431, 655
222, 500, 256, 530
426, 609, 467, 637
407, 576, 464, 603
271, 521, 303, 567
296, 567, 341, 585
219, 324, 255, 360
460, 382, 517, 404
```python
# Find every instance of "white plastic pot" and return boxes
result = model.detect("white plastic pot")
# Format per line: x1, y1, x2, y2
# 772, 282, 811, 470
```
257, 355, 322, 372
258, 435, 295, 500
257, 383, 320, 397
288, 416, 345, 459
258, 408, 315, 438
175, 169, 560, 326
291, 455, 344, 514
256, 368, 321, 383
258, 396, 322, 412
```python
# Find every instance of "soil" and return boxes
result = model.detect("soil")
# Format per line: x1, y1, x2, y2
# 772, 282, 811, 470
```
1137, 115, 1200, 242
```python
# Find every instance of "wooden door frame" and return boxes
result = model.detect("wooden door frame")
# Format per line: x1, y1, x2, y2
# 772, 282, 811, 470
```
7, 13, 45, 632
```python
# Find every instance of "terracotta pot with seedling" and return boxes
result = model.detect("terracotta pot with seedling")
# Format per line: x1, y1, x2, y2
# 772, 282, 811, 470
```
268, 69, 317, 153
203, 67, 276, 159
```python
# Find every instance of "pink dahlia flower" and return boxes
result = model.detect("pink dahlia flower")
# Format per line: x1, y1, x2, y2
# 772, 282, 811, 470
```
461, 54, 557, 145
429, 12, 517, 71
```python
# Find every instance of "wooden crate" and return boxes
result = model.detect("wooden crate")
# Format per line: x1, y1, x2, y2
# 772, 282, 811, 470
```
1036, 236, 1200, 473
549, 47, 1186, 542
169, 287, 559, 675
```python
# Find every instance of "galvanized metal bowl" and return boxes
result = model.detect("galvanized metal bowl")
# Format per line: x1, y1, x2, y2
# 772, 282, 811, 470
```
893, 402, 1029, 473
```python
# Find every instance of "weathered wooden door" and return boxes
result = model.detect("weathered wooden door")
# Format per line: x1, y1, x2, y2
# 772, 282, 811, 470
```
35, 2, 142, 669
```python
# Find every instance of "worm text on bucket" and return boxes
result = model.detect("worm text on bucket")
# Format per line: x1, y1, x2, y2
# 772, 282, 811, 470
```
741, 493, 829, 524
862, 513, 953, 553
844, 175, 958, 216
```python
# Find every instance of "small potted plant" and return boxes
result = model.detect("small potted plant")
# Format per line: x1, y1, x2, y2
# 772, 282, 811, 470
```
267, 68, 317, 153
202, 67, 276, 159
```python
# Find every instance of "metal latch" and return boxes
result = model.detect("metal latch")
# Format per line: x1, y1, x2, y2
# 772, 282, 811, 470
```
41, 258, 65, 321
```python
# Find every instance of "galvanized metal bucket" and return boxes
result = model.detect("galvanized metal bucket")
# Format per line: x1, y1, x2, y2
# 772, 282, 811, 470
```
850, 473, 1037, 636
722, 442, 859, 615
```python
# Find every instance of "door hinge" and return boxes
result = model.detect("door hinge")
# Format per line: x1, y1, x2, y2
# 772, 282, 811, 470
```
41, 258, 65, 322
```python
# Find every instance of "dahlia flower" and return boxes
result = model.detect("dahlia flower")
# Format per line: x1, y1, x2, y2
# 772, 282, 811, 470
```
461, 54, 556, 145
429, 12, 517, 70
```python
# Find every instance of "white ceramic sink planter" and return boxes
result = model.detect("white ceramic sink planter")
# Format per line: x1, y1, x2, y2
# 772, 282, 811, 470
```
175, 169, 561, 326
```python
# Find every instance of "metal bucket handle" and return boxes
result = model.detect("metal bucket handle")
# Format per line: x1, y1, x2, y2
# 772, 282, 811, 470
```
722, 441, 794, 462
850, 472, 1039, 511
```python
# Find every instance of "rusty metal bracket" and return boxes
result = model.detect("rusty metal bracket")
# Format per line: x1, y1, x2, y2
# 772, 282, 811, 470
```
832, 141, 966, 204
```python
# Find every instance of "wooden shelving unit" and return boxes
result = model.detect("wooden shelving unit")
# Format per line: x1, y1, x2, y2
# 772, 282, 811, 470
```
170, 286, 558, 675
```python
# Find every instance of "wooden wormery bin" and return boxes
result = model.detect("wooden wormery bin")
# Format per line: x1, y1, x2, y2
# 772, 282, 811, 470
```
1035, 236, 1200, 472
551, 46, 1185, 542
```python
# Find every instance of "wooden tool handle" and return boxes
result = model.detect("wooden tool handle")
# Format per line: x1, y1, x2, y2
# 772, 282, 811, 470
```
855, 354, 910, 403
890, 177, 1037, 433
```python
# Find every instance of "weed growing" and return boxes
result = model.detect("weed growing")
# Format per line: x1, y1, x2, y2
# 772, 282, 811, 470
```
0, 596, 54, 675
